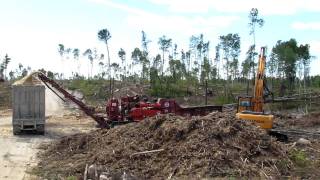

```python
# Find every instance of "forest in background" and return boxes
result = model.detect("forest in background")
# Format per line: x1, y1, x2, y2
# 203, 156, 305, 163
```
1, 8, 319, 107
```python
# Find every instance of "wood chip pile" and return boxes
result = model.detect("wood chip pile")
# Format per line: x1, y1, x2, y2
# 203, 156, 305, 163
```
35, 110, 292, 179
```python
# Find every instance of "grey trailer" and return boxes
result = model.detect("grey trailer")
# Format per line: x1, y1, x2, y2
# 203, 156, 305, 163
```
12, 85, 45, 135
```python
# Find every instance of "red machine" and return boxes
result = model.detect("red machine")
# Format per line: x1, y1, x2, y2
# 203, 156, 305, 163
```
36, 72, 223, 128
106, 96, 223, 126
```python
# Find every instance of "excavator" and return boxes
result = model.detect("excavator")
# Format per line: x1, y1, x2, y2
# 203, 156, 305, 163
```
236, 47, 274, 129
236, 47, 320, 141
236, 47, 293, 140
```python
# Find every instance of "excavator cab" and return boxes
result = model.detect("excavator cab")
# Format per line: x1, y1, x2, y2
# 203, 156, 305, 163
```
237, 96, 253, 112
236, 47, 274, 130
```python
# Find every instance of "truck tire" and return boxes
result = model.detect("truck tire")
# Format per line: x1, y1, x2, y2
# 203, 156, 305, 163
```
13, 125, 21, 135
37, 125, 45, 135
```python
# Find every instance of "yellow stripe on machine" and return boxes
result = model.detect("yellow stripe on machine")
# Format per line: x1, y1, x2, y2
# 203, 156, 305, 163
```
236, 112, 273, 129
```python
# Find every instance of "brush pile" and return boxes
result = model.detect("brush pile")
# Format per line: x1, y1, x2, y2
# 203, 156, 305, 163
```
35, 110, 291, 179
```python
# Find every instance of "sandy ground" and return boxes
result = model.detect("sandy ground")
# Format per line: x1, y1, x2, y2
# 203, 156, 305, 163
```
0, 109, 96, 180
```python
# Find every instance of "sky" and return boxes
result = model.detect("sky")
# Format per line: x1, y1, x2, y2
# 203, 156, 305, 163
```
0, 0, 319, 77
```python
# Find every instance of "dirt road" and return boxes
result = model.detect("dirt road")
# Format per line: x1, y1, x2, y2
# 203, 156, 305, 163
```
0, 109, 96, 180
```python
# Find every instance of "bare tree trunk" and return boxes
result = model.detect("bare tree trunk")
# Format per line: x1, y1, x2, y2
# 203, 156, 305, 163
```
205, 80, 208, 105
162, 50, 165, 77
106, 43, 112, 96
77, 60, 81, 77
246, 77, 249, 95
61, 57, 64, 80
252, 29, 256, 86
106, 43, 111, 79
161, 50, 165, 94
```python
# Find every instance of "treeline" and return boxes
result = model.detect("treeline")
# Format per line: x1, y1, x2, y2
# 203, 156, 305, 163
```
0, 54, 11, 80
1, 8, 318, 101
0, 55, 33, 81
53, 8, 315, 99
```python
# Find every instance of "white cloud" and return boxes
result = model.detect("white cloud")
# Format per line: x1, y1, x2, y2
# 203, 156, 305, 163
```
310, 41, 320, 54
3, 0, 319, 77
149, 0, 211, 13
309, 40, 320, 75
126, 14, 239, 35
87, 0, 241, 69
124, 14, 240, 66
149, 0, 320, 15
88, 0, 152, 16
88, 0, 240, 35
88, 0, 242, 73
292, 22, 320, 30
0, 26, 116, 77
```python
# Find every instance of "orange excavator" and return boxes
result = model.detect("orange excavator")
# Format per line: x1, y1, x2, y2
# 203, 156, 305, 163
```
236, 47, 274, 129
237, 47, 320, 141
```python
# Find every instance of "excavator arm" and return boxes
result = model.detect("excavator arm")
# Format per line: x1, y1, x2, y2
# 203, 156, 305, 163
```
236, 47, 274, 129
253, 47, 266, 112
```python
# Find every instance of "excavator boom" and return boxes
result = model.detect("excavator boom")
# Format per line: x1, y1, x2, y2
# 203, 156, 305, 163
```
236, 47, 274, 129
253, 47, 266, 112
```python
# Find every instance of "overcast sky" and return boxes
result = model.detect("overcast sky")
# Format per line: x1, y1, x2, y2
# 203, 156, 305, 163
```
0, 0, 319, 77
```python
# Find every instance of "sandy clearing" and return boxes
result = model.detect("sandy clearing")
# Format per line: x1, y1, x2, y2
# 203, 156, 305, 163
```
0, 109, 96, 180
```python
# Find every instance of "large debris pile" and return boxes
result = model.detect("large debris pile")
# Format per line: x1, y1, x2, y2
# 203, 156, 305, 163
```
35, 111, 291, 179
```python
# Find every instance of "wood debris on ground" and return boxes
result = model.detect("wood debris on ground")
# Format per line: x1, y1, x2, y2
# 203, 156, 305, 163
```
34, 110, 292, 179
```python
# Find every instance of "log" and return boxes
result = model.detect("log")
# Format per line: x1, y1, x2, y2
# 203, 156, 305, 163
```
131, 149, 164, 157
272, 95, 320, 102
84, 164, 88, 180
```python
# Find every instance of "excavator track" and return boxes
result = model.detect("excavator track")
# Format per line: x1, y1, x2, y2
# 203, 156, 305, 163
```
269, 128, 320, 141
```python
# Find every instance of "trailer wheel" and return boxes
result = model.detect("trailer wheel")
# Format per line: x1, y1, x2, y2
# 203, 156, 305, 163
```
37, 125, 45, 135
12, 125, 21, 135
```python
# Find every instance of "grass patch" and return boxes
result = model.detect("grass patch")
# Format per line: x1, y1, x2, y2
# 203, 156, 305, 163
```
289, 149, 309, 167
66, 176, 77, 180
214, 95, 235, 105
